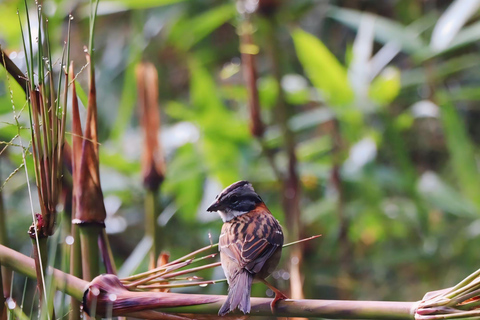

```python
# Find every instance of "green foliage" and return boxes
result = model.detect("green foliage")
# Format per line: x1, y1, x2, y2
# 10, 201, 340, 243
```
437, 93, 480, 210
168, 3, 236, 51
188, 58, 249, 185
291, 28, 354, 107
369, 67, 401, 106
163, 143, 204, 220
327, 6, 427, 54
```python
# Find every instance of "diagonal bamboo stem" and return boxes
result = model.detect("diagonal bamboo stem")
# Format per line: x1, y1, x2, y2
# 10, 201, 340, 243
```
0, 244, 418, 319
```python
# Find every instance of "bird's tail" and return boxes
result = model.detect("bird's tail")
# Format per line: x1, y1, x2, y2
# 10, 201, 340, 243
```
218, 269, 253, 316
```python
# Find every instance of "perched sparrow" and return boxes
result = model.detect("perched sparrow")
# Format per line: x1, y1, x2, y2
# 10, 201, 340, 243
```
207, 180, 286, 316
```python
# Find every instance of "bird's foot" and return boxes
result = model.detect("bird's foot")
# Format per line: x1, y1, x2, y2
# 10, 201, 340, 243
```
261, 279, 288, 313
270, 290, 287, 313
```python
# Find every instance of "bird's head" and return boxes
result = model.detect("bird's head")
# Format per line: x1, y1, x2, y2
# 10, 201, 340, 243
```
207, 180, 263, 222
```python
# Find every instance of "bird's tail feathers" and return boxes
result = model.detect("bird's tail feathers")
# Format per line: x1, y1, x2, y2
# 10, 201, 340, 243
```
218, 269, 253, 316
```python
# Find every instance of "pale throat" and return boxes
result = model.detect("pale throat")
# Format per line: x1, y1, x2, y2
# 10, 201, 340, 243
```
217, 208, 247, 222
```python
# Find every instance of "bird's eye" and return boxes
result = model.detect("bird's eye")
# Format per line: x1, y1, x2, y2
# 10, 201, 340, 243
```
230, 195, 239, 204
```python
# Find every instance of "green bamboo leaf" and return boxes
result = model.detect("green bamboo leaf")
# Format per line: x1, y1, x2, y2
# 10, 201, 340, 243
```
430, 0, 480, 52
169, 4, 236, 51
437, 92, 480, 210
74, 80, 88, 109
189, 58, 248, 185
291, 28, 354, 107
369, 67, 401, 106
163, 143, 204, 220
432, 21, 480, 56
101, 0, 187, 10
327, 6, 426, 54
418, 172, 477, 218
110, 46, 141, 142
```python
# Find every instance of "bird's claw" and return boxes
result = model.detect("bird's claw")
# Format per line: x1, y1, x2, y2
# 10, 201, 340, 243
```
270, 291, 288, 313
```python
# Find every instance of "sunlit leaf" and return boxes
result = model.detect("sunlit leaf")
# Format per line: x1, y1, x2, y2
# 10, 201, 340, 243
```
101, 0, 187, 10
168, 4, 236, 51
369, 67, 401, 106
258, 76, 279, 110
189, 58, 249, 185
74, 80, 88, 109
165, 100, 196, 120
327, 6, 426, 54
0, 3, 23, 48
430, 0, 480, 52
437, 92, 480, 210
163, 143, 204, 220
291, 28, 354, 107
0, 68, 27, 115
438, 21, 480, 55
418, 171, 477, 218
100, 151, 141, 175
110, 43, 142, 142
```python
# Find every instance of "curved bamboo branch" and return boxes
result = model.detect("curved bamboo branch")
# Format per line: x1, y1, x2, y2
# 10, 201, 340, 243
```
0, 244, 418, 319
0, 245, 87, 300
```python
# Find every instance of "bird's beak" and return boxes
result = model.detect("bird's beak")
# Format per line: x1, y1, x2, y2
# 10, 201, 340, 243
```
207, 200, 222, 212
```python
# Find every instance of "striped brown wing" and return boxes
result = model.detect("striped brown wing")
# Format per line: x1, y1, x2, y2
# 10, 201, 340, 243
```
220, 208, 283, 275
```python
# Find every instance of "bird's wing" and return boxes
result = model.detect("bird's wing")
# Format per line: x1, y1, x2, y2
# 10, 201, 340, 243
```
220, 208, 283, 274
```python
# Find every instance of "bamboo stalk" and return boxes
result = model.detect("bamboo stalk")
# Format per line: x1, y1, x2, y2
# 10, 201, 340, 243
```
154, 298, 417, 319
145, 190, 161, 269
79, 225, 101, 281
69, 223, 82, 320
0, 265, 4, 320
99, 229, 117, 274
30, 235, 48, 305
69, 63, 82, 320
0, 245, 86, 300
0, 244, 419, 319
0, 189, 11, 310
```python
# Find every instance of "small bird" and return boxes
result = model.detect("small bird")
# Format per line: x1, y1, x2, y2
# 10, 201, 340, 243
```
207, 180, 287, 316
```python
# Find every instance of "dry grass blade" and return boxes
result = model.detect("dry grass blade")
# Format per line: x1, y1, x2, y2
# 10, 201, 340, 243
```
166, 243, 219, 267
282, 235, 322, 248
136, 278, 227, 290
160, 262, 221, 281
123, 260, 194, 289
122, 244, 219, 282
122, 235, 320, 292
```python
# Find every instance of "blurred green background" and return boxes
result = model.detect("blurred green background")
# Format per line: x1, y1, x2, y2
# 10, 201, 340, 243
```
2, 0, 480, 308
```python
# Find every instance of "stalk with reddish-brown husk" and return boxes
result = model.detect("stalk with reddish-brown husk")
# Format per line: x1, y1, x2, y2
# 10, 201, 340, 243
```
135, 62, 167, 270
69, 63, 83, 320
70, 52, 112, 280
70, 0, 116, 290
